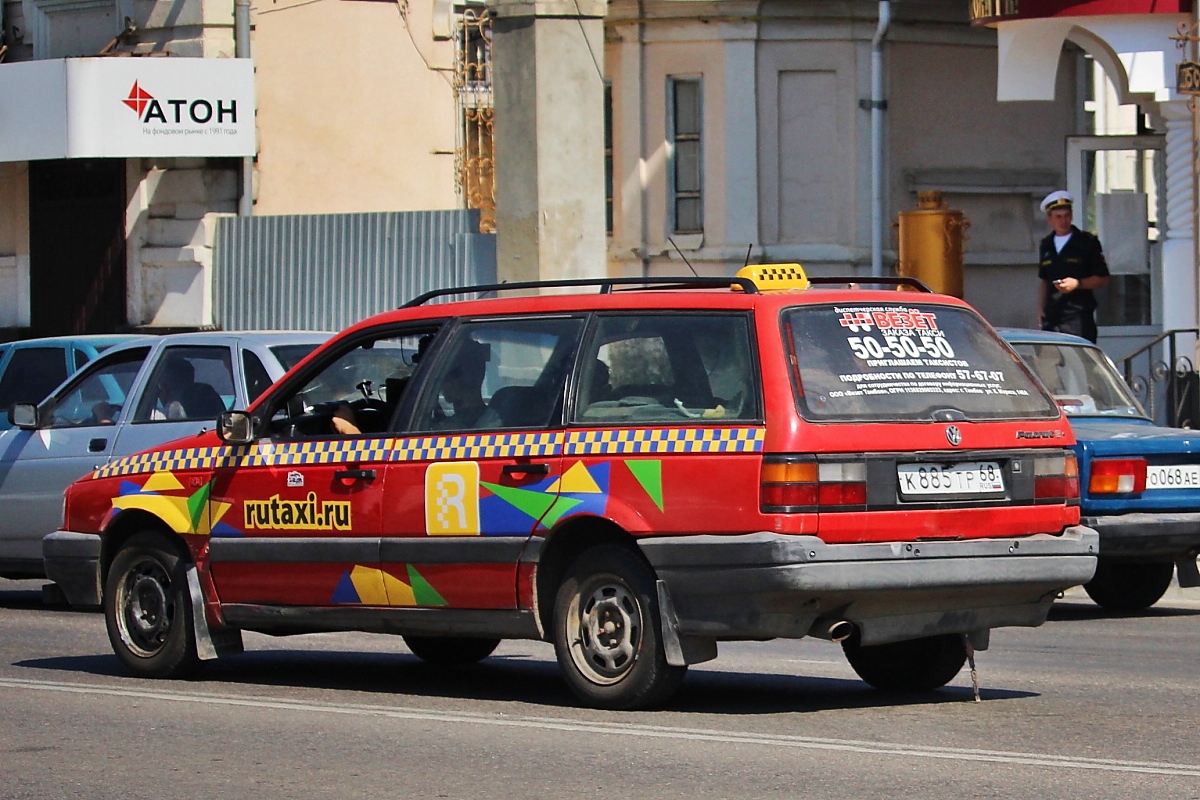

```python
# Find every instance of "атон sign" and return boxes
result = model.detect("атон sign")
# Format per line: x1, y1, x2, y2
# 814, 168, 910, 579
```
0, 57, 255, 162
971, 0, 1191, 24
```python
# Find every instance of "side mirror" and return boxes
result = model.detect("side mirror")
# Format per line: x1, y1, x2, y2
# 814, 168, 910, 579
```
217, 410, 256, 444
9, 403, 39, 430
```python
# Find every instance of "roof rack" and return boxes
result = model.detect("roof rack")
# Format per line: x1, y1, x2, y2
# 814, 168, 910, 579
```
401, 276, 759, 308
807, 276, 934, 293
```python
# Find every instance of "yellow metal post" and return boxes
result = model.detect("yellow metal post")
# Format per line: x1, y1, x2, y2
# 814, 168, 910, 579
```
895, 190, 968, 297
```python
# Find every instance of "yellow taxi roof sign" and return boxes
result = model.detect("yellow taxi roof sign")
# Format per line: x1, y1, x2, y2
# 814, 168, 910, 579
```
733, 263, 810, 292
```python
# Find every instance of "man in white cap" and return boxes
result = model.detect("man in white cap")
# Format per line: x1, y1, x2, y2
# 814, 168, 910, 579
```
1037, 190, 1109, 342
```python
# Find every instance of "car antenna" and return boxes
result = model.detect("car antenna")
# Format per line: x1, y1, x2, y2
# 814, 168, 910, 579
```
667, 237, 701, 277
742, 243, 753, 268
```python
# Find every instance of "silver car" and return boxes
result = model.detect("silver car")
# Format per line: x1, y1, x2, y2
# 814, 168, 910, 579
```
0, 331, 328, 579
0, 334, 146, 431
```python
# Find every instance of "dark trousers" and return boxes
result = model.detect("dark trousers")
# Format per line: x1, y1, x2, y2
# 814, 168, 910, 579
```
1043, 313, 1098, 343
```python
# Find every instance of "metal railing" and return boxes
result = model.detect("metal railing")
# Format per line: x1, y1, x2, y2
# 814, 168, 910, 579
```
1120, 328, 1200, 427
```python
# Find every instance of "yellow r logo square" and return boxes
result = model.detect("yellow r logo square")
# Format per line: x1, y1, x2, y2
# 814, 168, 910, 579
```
425, 461, 480, 535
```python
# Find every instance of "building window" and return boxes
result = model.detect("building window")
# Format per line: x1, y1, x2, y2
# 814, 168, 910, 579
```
669, 78, 703, 234
454, 4, 495, 233
604, 82, 614, 235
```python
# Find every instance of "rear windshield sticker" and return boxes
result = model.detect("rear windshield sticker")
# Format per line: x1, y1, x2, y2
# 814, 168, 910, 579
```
832, 306, 1028, 400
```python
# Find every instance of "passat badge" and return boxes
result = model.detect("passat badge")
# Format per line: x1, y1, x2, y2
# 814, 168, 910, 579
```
946, 425, 962, 446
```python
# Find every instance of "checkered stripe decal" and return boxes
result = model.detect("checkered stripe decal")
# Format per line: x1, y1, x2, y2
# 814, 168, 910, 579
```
563, 427, 764, 454
93, 426, 766, 479
392, 432, 564, 462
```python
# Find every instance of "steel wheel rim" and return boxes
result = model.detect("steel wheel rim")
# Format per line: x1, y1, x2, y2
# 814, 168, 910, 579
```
117, 557, 175, 657
566, 577, 643, 685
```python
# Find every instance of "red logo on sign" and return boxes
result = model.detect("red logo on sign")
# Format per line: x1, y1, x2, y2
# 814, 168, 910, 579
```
838, 312, 874, 332
123, 81, 154, 116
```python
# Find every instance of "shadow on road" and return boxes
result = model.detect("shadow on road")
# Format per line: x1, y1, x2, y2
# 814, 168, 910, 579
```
13, 645, 1035, 714
1047, 599, 1200, 623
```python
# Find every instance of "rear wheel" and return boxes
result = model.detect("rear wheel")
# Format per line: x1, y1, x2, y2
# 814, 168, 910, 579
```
1084, 559, 1175, 612
552, 544, 686, 710
842, 633, 966, 692
104, 532, 200, 679
403, 635, 500, 665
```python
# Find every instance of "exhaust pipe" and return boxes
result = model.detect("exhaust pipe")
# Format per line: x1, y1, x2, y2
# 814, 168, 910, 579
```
827, 620, 855, 643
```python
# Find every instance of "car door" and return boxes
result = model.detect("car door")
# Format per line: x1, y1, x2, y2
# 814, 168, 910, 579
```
382, 315, 584, 612
566, 311, 764, 536
206, 327, 433, 608
0, 346, 152, 565
109, 343, 240, 457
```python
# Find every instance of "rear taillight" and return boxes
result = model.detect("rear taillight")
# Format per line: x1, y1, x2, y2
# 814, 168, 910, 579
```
1034, 453, 1080, 504
761, 457, 866, 512
1088, 457, 1147, 494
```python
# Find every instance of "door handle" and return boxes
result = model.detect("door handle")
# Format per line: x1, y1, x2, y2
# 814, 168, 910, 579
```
502, 462, 550, 477
88, 438, 108, 453
333, 468, 376, 481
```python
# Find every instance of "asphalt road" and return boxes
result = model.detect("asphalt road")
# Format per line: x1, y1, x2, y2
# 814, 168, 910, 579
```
2, 577, 1199, 800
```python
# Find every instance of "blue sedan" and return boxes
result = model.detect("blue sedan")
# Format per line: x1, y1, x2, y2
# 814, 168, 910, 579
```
1002, 328, 1200, 611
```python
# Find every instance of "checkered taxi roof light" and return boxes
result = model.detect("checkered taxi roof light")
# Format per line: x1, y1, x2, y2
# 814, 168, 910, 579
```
734, 263, 811, 292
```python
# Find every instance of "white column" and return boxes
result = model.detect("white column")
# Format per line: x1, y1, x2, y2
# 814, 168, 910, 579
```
489, 0, 609, 284
1160, 100, 1198, 332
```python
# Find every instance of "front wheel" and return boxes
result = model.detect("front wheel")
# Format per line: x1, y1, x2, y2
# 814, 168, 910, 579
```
403, 635, 500, 665
842, 633, 966, 692
104, 532, 200, 679
1084, 559, 1175, 612
552, 544, 686, 710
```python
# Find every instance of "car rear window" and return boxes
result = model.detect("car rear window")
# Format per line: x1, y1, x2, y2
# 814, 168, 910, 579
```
786, 302, 1057, 422
0, 347, 68, 407
269, 344, 321, 372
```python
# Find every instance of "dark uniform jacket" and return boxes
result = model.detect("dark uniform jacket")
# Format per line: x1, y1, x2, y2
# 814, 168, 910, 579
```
1038, 225, 1109, 342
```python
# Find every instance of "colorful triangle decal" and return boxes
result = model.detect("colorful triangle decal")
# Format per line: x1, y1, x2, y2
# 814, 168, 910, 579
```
383, 571, 416, 606
142, 472, 184, 493
480, 481, 561, 522
626, 460, 664, 511
407, 564, 447, 606
331, 570, 361, 604
546, 461, 603, 494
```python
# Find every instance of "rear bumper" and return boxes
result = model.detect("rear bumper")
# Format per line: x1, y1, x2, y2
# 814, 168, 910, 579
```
638, 527, 1098, 646
1084, 512, 1200, 559
42, 531, 102, 608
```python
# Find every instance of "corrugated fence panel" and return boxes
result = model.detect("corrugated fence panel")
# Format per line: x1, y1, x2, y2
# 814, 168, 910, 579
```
213, 210, 497, 331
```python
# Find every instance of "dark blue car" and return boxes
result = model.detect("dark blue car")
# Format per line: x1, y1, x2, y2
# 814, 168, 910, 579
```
1001, 328, 1200, 611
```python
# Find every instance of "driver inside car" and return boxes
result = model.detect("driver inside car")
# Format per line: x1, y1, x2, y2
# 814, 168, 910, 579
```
432, 339, 500, 430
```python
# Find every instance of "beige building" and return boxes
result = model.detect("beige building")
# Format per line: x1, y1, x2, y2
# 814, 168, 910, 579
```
0, 0, 1092, 336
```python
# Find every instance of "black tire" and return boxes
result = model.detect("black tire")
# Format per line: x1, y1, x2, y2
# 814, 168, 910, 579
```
842, 633, 966, 692
403, 635, 500, 665
104, 532, 200, 679
552, 544, 686, 710
1084, 558, 1175, 612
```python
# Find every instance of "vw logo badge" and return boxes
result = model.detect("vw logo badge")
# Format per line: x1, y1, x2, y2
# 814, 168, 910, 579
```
946, 425, 962, 446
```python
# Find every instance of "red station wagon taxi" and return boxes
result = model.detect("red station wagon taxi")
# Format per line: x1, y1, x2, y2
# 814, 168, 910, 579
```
45, 267, 1098, 709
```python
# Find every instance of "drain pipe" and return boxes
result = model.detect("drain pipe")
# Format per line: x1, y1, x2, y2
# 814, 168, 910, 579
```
235, 0, 253, 216
870, 0, 891, 277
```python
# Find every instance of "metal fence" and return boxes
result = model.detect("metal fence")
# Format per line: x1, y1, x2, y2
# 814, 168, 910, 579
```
213, 210, 496, 331
1119, 328, 1200, 427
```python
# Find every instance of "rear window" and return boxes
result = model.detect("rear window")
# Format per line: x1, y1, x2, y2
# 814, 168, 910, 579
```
269, 344, 321, 372
786, 303, 1057, 422
0, 347, 68, 407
